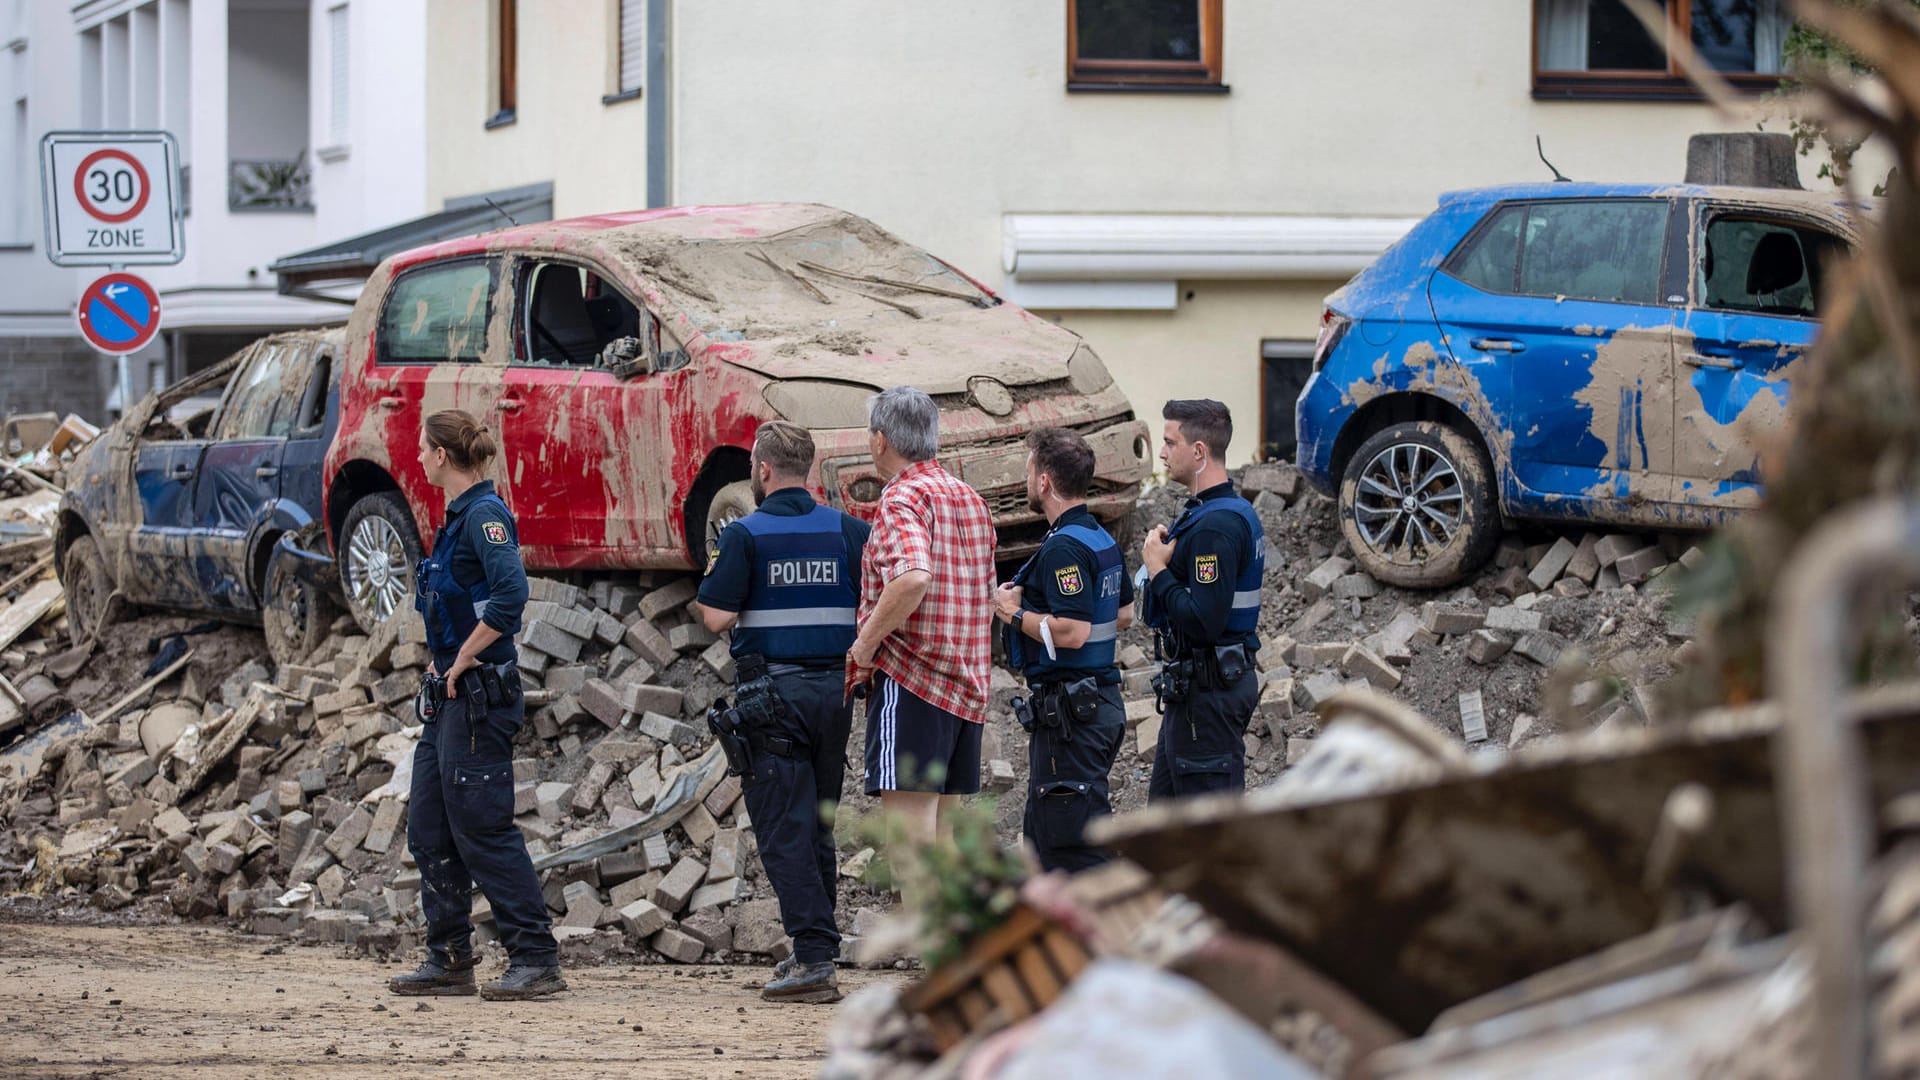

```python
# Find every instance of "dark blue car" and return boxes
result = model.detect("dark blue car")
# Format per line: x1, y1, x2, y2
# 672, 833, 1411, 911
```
1295, 182, 1868, 587
55, 328, 344, 662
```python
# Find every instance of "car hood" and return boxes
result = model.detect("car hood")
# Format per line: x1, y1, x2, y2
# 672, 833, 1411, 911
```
706, 307, 1077, 394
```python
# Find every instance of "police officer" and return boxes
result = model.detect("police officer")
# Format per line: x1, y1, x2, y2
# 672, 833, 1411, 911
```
1141, 399, 1265, 802
695, 421, 869, 1004
388, 409, 564, 1001
993, 427, 1133, 873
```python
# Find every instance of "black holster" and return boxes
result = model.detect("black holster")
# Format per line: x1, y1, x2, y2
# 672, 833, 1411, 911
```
707, 698, 754, 777
708, 653, 786, 777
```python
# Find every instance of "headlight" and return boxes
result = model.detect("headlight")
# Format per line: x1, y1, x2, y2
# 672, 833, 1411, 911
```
1066, 344, 1113, 394
763, 380, 876, 429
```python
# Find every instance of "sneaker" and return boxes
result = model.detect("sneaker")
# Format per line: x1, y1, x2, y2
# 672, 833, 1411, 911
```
760, 960, 840, 1004
387, 952, 478, 996
479, 963, 567, 1001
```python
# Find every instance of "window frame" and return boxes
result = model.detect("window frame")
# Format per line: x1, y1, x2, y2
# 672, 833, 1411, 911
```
1691, 203, 1847, 322
1531, 0, 1789, 102
211, 342, 302, 442
1066, 0, 1226, 93
488, 0, 517, 128
376, 257, 501, 367
1439, 197, 1682, 309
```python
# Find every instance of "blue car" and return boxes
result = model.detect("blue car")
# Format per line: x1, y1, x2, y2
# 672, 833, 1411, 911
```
1295, 182, 1868, 587
55, 328, 345, 663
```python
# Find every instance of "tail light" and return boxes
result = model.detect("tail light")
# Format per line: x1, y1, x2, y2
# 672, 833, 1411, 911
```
1312, 308, 1351, 373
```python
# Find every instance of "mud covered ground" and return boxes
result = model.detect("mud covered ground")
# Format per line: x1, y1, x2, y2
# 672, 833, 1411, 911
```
0, 909, 900, 1079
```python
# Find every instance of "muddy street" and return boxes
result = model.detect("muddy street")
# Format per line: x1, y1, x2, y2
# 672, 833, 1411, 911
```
1, 916, 898, 1079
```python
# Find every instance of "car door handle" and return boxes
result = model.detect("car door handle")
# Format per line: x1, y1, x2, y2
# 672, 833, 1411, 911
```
1471, 338, 1526, 353
1683, 353, 1744, 371
496, 397, 525, 413
375, 396, 404, 411
255, 465, 279, 479
167, 464, 193, 481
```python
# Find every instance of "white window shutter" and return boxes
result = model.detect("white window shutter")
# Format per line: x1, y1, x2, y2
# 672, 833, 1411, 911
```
619, 0, 644, 93
329, 4, 350, 143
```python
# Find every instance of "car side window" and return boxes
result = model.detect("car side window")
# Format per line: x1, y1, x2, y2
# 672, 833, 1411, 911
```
215, 344, 298, 441
518, 259, 688, 372
378, 259, 495, 364
1448, 205, 1527, 293
292, 351, 333, 434
1698, 215, 1843, 319
1516, 201, 1669, 305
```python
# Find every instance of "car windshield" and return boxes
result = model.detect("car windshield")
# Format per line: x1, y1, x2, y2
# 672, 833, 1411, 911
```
635, 218, 992, 340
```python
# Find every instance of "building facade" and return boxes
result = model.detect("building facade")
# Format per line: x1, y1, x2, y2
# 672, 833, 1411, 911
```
0, 0, 427, 421
418, 0, 1835, 465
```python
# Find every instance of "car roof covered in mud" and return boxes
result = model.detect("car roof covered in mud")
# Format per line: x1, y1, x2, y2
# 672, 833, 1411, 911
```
1437, 181, 1878, 220
395, 203, 884, 264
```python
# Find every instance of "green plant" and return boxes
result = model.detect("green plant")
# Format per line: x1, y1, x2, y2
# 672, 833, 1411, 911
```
845, 796, 1028, 970
1773, 0, 1920, 190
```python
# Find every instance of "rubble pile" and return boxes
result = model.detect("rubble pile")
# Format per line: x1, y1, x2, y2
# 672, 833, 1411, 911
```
0, 570, 831, 969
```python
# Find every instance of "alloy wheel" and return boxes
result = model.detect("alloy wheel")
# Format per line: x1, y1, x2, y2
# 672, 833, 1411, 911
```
347, 516, 411, 622
1350, 442, 1466, 566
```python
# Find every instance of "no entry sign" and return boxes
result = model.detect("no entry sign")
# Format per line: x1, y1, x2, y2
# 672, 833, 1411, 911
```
76, 272, 163, 356
40, 132, 184, 267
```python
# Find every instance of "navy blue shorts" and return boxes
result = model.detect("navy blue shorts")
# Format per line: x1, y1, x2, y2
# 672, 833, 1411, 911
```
863, 672, 982, 795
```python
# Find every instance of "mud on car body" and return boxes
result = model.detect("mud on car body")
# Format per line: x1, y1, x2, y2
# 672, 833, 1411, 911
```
323, 202, 1153, 632
55, 328, 346, 663
1295, 182, 1871, 588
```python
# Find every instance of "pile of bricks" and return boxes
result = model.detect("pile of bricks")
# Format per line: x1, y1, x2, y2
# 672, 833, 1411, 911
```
0, 570, 804, 967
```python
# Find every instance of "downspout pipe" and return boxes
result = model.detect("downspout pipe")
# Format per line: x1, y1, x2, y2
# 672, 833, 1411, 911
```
1772, 497, 1920, 1080
646, 0, 671, 208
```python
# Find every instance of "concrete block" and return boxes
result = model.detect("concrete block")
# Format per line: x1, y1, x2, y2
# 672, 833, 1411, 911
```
700, 638, 735, 680
593, 611, 626, 647
637, 711, 697, 745
667, 622, 716, 654
535, 781, 574, 822
545, 665, 593, 696
622, 616, 678, 671
1615, 545, 1668, 585
1595, 534, 1641, 567
1302, 556, 1353, 600
1420, 601, 1484, 635
651, 925, 707, 963
1341, 644, 1401, 690
652, 856, 708, 913
1527, 536, 1578, 591
1485, 606, 1545, 633
624, 683, 686, 718
1331, 573, 1382, 601
1513, 631, 1568, 667
526, 576, 584, 608
323, 806, 374, 859
521, 621, 585, 663
1465, 629, 1514, 665
1459, 690, 1488, 743
619, 898, 669, 939
578, 679, 626, 729
639, 578, 698, 622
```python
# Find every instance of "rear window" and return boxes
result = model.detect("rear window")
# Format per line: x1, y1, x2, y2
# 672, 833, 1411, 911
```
1446, 200, 1670, 306
379, 259, 495, 364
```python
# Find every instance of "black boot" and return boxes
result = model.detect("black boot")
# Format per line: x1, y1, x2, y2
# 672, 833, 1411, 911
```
388, 951, 478, 996
760, 960, 840, 1004
480, 962, 567, 1001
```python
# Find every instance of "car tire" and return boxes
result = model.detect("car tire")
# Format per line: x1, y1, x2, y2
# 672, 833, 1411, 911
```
340, 492, 424, 634
61, 534, 121, 647
703, 480, 757, 545
1337, 420, 1500, 589
262, 545, 338, 667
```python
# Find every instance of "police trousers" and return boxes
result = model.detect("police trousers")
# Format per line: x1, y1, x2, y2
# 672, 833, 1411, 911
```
408, 687, 558, 966
741, 667, 853, 965
1148, 670, 1258, 802
1023, 681, 1126, 874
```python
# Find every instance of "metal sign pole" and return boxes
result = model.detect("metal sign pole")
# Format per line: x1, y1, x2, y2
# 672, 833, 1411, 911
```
109, 260, 132, 417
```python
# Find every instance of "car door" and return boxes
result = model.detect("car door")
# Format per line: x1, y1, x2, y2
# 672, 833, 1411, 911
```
189, 340, 304, 609
1670, 202, 1848, 510
1428, 197, 1681, 514
279, 341, 338, 524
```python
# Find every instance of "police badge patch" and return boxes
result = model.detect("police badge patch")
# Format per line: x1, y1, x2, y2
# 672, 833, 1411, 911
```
482, 521, 509, 545
1194, 554, 1220, 583
705, 537, 721, 574
1054, 565, 1084, 596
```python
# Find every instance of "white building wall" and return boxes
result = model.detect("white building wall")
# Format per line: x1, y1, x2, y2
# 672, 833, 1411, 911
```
308, 0, 427, 245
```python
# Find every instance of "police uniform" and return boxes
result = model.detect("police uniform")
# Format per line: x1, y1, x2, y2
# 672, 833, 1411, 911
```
408, 480, 557, 971
697, 486, 870, 968
1005, 505, 1131, 873
1143, 481, 1264, 801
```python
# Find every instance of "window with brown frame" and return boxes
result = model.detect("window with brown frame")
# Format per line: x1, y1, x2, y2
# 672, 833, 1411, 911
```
1534, 0, 1790, 100
489, 0, 517, 127
1067, 0, 1225, 92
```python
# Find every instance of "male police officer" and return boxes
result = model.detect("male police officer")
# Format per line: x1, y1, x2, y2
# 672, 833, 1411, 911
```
695, 421, 869, 1004
1141, 399, 1264, 802
993, 428, 1133, 872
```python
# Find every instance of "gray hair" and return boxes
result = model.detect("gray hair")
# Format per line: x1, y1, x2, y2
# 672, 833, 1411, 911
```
867, 386, 939, 462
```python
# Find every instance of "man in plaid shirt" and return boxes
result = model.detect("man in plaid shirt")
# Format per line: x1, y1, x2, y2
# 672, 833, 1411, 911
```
847, 386, 996, 843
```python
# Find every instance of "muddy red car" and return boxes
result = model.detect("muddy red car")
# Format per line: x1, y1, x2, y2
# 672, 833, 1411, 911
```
322, 203, 1153, 631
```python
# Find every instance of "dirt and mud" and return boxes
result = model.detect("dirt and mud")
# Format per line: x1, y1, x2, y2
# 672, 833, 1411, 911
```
0, 910, 901, 1079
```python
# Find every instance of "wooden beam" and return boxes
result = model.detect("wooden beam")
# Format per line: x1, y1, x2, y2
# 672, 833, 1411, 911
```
92, 650, 193, 727
0, 578, 63, 653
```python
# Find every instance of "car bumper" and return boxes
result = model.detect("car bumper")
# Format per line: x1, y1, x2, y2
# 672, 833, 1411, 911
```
1294, 370, 1346, 496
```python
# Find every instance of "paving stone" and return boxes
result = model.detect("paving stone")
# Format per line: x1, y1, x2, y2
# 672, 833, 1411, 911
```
667, 623, 717, 654
153, 806, 195, 840
1493, 535, 1530, 569
1513, 631, 1568, 667
687, 878, 748, 913
364, 797, 404, 854
323, 806, 374, 860
1331, 573, 1382, 600
729, 898, 786, 955
624, 684, 685, 718
527, 576, 584, 608
250, 906, 305, 936
1291, 641, 1353, 669
535, 781, 575, 822
1485, 606, 1545, 633
314, 686, 367, 717
1566, 534, 1602, 584
521, 621, 585, 663
571, 761, 615, 815
1341, 644, 1401, 690
544, 665, 593, 696
1459, 690, 1488, 743
1465, 629, 1514, 665
619, 898, 669, 940
1302, 556, 1353, 601
578, 680, 626, 729
627, 758, 664, 809
984, 759, 1017, 792
1678, 545, 1705, 570
1614, 545, 1668, 585
1490, 566, 1533, 600
1420, 601, 1484, 635
706, 830, 743, 883
622, 617, 678, 671
651, 925, 707, 963
652, 856, 707, 912
1297, 671, 1348, 710
639, 579, 698, 621
637, 711, 698, 745
589, 736, 655, 767
702, 774, 742, 819
642, 832, 673, 871
1595, 534, 1642, 567
1527, 536, 1578, 591
680, 804, 719, 848
513, 781, 539, 817
592, 611, 625, 647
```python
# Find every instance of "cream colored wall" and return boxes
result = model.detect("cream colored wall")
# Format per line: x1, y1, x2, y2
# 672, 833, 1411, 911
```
1051, 280, 1338, 468
425, 0, 645, 214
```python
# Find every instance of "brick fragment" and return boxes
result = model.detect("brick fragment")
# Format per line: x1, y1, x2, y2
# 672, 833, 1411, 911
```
1527, 537, 1578, 591
1302, 556, 1353, 601
1513, 631, 1568, 667
1459, 690, 1488, 743
651, 925, 707, 963
1420, 601, 1484, 635
652, 856, 707, 913
639, 579, 697, 621
1465, 629, 1513, 664
1594, 534, 1641, 567
1340, 644, 1401, 690
1485, 606, 1545, 633
619, 898, 669, 939
1614, 545, 1668, 585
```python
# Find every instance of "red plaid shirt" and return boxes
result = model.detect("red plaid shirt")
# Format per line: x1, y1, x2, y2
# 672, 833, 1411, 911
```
858, 459, 997, 723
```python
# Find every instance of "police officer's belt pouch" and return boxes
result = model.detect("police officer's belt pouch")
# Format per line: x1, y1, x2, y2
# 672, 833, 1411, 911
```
1062, 676, 1103, 726
1011, 695, 1036, 733
706, 698, 754, 777
1213, 644, 1251, 687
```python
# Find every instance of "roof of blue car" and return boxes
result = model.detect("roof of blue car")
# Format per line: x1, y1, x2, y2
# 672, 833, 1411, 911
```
1438, 181, 1869, 214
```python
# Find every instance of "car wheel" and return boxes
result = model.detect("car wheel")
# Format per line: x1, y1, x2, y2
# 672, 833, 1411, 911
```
1337, 420, 1500, 589
340, 492, 424, 634
61, 535, 120, 647
262, 545, 338, 667
704, 480, 757, 544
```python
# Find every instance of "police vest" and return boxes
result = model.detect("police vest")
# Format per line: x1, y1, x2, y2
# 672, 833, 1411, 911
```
417, 492, 518, 661
1147, 496, 1265, 636
732, 503, 858, 663
1008, 522, 1124, 681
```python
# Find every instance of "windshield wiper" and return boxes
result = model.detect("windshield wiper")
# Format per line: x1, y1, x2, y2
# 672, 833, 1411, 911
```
750, 249, 832, 305
795, 260, 991, 307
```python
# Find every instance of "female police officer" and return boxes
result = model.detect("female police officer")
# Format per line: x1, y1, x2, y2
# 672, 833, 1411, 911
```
388, 410, 564, 1001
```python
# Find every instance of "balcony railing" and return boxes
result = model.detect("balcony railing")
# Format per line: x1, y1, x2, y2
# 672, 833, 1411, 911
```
228, 155, 313, 212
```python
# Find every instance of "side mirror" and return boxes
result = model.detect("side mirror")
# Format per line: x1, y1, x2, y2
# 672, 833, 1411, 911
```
600, 335, 654, 379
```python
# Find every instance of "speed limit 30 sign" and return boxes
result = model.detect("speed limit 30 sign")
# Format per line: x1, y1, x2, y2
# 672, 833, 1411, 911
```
40, 131, 184, 266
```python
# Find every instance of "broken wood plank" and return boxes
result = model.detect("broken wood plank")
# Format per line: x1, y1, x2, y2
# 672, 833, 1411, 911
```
0, 553, 53, 597
92, 650, 194, 727
0, 579, 63, 653
0, 459, 60, 494
178, 687, 268, 796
